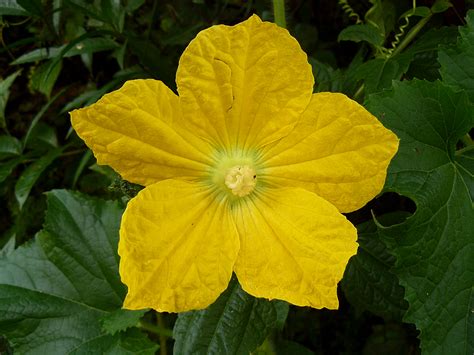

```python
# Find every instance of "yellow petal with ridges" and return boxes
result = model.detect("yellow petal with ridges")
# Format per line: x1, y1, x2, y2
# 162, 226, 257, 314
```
233, 187, 357, 309
177, 14, 314, 150
70, 79, 212, 186
119, 179, 239, 312
262, 92, 399, 213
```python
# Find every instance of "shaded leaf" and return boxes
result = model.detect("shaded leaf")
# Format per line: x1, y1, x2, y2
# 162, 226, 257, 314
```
0, 70, 21, 129
0, 135, 22, 160
30, 59, 62, 98
15, 147, 63, 209
0, 0, 29, 15
0, 157, 22, 184
11, 38, 119, 64
341, 212, 409, 321
338, 24, 384, 47
0, 190, 157, 354
367, 79, 474, 354
173, 277, 277, 355
439, 10, 474, 101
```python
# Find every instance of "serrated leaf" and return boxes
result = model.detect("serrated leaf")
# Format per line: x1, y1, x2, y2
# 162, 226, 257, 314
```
101, 309, 148, 335
341, 213, 409, 321
338, 24, 384, 47
0, 190, 157, 354
15, 147, 63, 209
0, 135, 22, 160
366, 79, 474, 355
0, 70, 21, 129
439, 10, 474, 101
173, 277, 277, 355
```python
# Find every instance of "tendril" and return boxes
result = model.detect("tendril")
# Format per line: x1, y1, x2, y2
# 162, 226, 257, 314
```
338, 0, 362, 24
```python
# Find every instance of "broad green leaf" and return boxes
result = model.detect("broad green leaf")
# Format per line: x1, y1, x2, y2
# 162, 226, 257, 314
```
338, 24, 384, 47
0, 135, 21, 160
11, 38, 119, 64
439, 10, 474, 101
173, 277, 277, 355
0, 190, 157, 354
367, 79, 474, 355
0, 70, 21, 129
0, 0, 29, 15
101, 309, 148, 335
341, 213, 409, 321
15, 147, 63, 209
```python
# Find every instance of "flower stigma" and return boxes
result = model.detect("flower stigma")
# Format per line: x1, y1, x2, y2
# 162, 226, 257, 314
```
224, 165, 257, 197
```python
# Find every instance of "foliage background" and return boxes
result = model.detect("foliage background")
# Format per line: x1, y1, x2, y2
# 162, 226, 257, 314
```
0, 0, 473, 354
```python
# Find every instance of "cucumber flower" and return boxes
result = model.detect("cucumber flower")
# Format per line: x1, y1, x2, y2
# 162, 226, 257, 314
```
70, 15, 398, 312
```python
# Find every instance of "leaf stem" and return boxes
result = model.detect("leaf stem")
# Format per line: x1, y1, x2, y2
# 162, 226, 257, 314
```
390, 14, 432, 57
138, 320, 173, 337
272, 0, 286, 28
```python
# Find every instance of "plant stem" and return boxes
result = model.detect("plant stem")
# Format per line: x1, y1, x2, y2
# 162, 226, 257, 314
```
391, 14, 432, 57
272, 0, 286, 28
353, 83, 365, 102
157, 313, 168, 355
138, 320, 173, 337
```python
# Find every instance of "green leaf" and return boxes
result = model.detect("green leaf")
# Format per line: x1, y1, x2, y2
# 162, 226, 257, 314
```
0, 135, 22, 160
11, 38, 119, 64
341, 213, 409, 321
101, 309, 148, 335
173, 277, 278, 354
30, 59, 62, 98
353, 55, 411, 95
366, 79, 474, 354
0, 70, 21, 129
404, 26, 459, 80
0, 157, 22, 183
431, 0, 452, 13
15, 147, 63, 209
0, 0, 29, 15
16, 0, 42, 16
0, 190, 157, 354
439, 10, 474, 101
338, 24, 384, 47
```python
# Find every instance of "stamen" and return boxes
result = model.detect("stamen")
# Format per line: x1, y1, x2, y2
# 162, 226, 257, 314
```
224, 165, 257, 197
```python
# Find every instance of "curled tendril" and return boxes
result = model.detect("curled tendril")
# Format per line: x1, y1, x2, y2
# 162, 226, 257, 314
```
338, 0, 362, 24
388, 0, 417, 54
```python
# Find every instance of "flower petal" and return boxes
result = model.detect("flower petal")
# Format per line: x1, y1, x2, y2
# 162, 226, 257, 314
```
70, 79, 212, 186
176, 14, 314, 150
262, 93, 399, 213
233, 187, 357, 309
119, 180, 240, 312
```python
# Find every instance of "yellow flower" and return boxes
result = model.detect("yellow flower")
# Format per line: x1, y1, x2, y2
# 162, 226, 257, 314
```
70, 15, 398, 312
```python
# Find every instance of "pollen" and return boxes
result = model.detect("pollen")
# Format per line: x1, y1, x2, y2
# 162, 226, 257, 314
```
224, 165, 257, 197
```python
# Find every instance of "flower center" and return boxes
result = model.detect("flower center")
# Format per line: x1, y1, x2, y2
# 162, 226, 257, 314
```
224, 165, 256, 197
